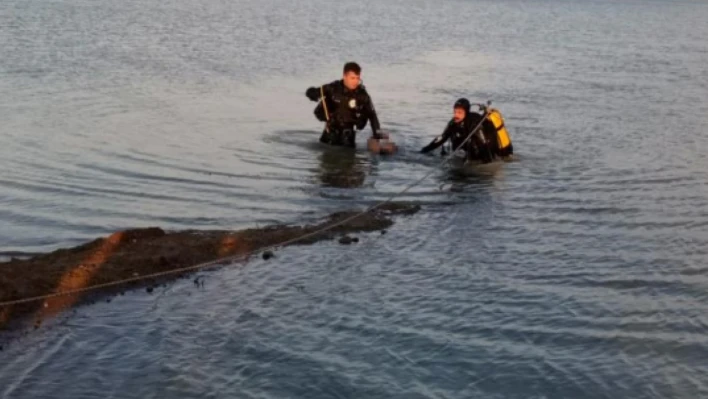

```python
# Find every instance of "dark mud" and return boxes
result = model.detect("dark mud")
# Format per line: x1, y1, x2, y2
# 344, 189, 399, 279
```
0, 202, 420, 332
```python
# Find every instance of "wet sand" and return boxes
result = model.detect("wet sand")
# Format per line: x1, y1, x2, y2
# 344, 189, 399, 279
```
0, 202, 420, 332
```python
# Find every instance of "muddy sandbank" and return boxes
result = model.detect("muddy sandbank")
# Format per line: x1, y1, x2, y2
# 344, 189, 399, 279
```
0, 202, 420, 332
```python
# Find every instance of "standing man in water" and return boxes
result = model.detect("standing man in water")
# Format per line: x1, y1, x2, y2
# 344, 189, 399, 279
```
305, 62, 392, 151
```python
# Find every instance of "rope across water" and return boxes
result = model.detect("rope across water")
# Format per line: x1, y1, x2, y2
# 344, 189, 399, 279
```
0, 109, 491, 309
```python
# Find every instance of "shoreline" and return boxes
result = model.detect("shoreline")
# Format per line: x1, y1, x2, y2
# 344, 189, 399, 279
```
0, 202, 420, 334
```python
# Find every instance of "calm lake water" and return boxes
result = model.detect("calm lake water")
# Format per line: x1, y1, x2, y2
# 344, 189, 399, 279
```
2, 0, 708, 397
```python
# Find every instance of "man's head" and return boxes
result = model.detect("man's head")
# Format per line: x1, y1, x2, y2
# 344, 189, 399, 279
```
453, 98, 471, 123
342, 62, 362, 90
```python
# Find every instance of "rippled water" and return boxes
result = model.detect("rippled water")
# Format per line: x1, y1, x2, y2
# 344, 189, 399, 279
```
2, 0, 708, 397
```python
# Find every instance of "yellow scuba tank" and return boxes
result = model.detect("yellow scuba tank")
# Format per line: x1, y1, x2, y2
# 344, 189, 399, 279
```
486, 108, 512, 151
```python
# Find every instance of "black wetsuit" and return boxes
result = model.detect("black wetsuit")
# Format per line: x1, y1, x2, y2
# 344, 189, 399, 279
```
421, 112, 500, 163
306, 80, 382, 147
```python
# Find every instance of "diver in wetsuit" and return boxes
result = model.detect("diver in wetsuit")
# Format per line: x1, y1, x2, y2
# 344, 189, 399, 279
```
305, 62, 384, 147
420, 98, 500, 163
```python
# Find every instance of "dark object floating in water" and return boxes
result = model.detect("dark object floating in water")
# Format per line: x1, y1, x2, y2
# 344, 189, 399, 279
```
381, 230, 387, 235
352, 237, 359, 243
0, 202, 420, 332
339, 236, 354, 245
367, 137, 398, 155
262, 250, 275, 260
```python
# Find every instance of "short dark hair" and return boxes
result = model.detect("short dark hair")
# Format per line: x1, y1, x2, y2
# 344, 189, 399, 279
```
343, 62, 361, 75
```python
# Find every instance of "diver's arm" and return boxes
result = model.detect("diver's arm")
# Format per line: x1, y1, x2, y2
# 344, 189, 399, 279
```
305, 82, 334, 102
362, 90, 382, 138
420, 123, 452, 154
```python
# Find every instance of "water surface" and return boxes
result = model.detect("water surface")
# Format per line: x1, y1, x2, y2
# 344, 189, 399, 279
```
1, 0, 708, 397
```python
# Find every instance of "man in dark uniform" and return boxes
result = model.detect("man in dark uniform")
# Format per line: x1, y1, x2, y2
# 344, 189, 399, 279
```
420, 98, 500, 163
305, 62, 385, 147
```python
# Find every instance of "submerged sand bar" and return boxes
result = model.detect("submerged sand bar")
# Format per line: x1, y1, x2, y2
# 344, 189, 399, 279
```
0, 203, 420, 331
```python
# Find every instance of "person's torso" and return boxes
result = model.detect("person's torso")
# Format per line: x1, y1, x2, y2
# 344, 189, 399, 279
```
328, 81, 368, 123
447, 118, 475, 149
457, 113, 498, 145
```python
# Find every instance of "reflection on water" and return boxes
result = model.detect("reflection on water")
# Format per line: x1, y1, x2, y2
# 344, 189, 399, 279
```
315, 146, 370, 189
